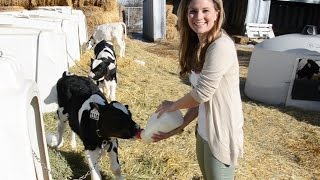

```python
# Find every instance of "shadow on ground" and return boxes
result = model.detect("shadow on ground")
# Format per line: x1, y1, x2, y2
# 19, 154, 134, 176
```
59, 150, 114, 180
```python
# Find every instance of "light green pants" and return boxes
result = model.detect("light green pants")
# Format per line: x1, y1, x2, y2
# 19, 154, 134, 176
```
196, 133, 235, 180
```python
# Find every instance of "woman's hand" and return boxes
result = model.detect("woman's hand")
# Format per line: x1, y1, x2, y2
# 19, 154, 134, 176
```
151, 126, 184, 142
152, 96, 200, 142
152, 100, 182, 142
155, 100, 175, 118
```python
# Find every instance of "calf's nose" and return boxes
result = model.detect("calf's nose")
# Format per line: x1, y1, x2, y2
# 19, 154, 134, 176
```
88, 72, 95, 78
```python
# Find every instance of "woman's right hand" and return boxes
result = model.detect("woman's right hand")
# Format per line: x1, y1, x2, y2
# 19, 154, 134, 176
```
151, 125, 184, 142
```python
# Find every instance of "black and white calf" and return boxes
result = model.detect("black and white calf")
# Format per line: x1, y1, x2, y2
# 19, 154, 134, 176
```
88, 40, 117, 101
54, 71, 140, 180
296, 59, 320, 79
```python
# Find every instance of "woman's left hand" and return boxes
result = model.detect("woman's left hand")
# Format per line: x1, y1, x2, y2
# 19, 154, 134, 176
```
155, 100, 175, 118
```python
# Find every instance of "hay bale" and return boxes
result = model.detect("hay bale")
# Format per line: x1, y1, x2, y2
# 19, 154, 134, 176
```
166, 4, 173, 16
17, 0, 73, 7
0, 0, 29, 9
79, 5, 121, 35
1, 0, 118, 8
53, 0, 72, 6
167, 13, 178, 27
103, 0, 117, 12
166, 26, 178, 41
0, 6, 26, 11
31, 0, 71, 6
71, 0, 84, 7
166, 4, 178, 41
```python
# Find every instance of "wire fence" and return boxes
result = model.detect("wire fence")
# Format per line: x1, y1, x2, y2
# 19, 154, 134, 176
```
124, 6, 143, 32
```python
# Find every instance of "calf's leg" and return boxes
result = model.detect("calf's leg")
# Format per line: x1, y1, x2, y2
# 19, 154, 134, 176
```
107, 138, 123, 180
56, 107, 68, 148
115, 37, 125, 57
98, 81, 105, 94
120, 40, 125, 57
70, 132, 77, 150
85, 148, 102, 180
105, 80, 117, 101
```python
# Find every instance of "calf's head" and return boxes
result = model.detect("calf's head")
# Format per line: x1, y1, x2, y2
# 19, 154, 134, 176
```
86, 36, 96, 50
88, 57, 116, 81
307, 59, 320, 74
90, 101, 140, 139
94, 40, 115, 57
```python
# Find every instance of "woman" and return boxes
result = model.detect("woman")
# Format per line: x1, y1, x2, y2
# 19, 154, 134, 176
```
153, 0, 244, 179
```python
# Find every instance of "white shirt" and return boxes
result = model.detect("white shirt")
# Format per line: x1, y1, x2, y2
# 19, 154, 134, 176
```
189, 71, 208, 141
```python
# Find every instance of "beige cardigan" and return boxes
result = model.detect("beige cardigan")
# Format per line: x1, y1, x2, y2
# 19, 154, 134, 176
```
190, 32, 244, 166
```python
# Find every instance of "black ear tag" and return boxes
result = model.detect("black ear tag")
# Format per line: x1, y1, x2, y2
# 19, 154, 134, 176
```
90, 108, 100, 121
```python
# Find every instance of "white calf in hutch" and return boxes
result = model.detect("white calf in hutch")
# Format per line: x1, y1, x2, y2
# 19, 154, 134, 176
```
244, 26, 320, 111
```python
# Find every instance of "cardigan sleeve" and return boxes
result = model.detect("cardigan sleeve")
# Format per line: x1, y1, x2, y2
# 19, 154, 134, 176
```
190, 35, 237, 103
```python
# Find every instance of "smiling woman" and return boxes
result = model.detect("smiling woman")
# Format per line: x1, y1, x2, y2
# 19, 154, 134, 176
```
152, 0, 244, 179
187, 0, 218, 40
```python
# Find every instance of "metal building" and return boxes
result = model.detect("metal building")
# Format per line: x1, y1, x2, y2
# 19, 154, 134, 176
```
142, 0, 166, 41
224, 0, 320, 35
170, 0, 320, 36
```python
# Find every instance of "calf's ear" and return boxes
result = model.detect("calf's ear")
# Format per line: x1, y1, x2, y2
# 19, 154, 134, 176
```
91, 58, 94, 64
125, 105, 129, 109
90, 102, 100, 110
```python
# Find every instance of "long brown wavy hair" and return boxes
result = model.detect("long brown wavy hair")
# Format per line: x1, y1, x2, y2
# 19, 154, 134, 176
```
177, 0, 225, 78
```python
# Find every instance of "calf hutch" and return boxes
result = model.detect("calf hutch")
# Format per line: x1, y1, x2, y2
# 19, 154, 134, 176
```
0, 27, 68, 112
0, 53, 51, 180
244, 29, 320, 111
0, 7, 88, 66
35, 6, 88, 49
